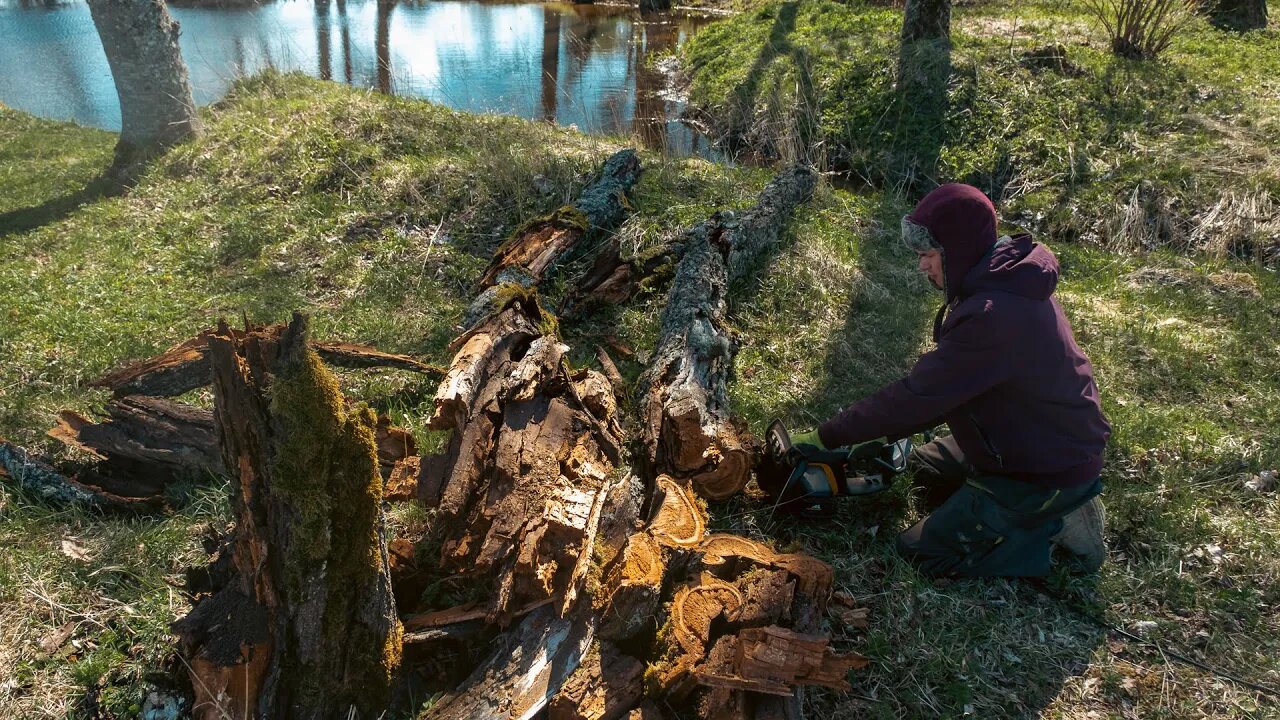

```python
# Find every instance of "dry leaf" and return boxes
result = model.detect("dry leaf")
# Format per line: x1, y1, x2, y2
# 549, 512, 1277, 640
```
38, 622, 76, 655
60, 538, 91, 561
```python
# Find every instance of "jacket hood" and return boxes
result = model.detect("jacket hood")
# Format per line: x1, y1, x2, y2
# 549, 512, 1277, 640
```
905, 183, 998, 301
961, 233, 1059, 300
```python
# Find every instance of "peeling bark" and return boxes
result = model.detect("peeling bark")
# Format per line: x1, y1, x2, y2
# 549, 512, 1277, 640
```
0, 439, 164, 513
48, 396, 223, 479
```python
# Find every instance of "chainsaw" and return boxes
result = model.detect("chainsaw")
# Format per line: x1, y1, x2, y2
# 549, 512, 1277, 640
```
756, 420, 912, 518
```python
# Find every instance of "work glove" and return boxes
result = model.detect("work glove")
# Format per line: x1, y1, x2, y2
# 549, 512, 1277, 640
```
790, 429, 826, 449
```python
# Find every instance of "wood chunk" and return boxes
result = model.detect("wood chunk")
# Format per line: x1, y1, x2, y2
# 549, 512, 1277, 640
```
599, 531, 664, 641
48, 396, 224, 479
548, 641, 645, 720
428, 605, 595, 720
385, 456, 420, 501
671, 579, 744, 656
735, 570, 795, 628
374, 413, 417, 473
697, 534, 833, 607
735, 626, 869, 692
650, 475, 707, 549
594, 346, 627, 395
425, 296, 623, 618
0, 439, 163, 513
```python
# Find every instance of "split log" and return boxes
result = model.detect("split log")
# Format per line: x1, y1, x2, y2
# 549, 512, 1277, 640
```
477, 148, 642, 289
91, 327, 441, 398
420, 293, 626, 623
571, 165, 817, 314
548, 640, 646, 720
48, 395, 223, 479
636, 166, 817, 500
175, 314, 401, 720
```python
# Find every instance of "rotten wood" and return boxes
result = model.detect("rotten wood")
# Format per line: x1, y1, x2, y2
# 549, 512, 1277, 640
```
636, 166, 817, 500
91, 327, 441, 398
174, 314, 401, 720
0, 439, 164, 513
420, 294, 625, 624
48, 395, 223, 479
478, 148, 642, 290
548, 640, 646, 720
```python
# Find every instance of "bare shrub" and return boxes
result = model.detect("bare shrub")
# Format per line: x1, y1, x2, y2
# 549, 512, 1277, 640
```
1082, 0, 1196, 59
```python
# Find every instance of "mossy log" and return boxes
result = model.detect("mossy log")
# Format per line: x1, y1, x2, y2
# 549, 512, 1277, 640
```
637, 166, 817, 499
91, 327, 442, 398
477, 148, 642, 289
175, 314, 402, 720
570, 165, 817, 315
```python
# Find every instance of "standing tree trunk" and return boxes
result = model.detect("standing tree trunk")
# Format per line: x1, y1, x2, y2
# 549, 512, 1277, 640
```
86, 0, 199, 166
1206, 0, 1268, 30
900, 0, 951, 43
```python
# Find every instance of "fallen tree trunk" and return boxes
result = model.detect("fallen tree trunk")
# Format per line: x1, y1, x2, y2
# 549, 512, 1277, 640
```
570, 166, 817, 315
91, 328, 442, 398
637, 166, 817, 499
477, 148, 642, 289
175, 314, 402, 720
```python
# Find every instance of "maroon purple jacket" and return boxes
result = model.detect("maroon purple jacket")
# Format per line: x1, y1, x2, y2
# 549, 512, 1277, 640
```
817, 192, 1110, 489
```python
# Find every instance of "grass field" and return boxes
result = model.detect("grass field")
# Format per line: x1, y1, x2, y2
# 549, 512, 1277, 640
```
1, 10, 1278, 716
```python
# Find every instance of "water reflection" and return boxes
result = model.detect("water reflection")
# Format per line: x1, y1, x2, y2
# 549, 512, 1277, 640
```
0, 0, 719, 158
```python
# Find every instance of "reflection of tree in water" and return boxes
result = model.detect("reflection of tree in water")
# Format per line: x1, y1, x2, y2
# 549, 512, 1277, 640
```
315, 0, 331, 81
631, 19, 666, 150
336, 0, 352, 83
376, 0, 396, 93
541, 7, 561, 121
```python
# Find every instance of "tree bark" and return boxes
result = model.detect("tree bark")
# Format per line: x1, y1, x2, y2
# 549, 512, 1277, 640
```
1207, 0, 1268, 30
175, 314, 402, 720
637, 166, 816, 499
86, 0, 199, 164
48, 396, 224, 480
900, 0, 951, 43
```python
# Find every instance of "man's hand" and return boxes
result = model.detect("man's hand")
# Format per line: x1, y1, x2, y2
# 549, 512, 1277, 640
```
790, 429, 826, 449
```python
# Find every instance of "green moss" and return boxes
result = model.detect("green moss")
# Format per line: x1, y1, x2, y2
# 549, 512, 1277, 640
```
490, 282, 562, 338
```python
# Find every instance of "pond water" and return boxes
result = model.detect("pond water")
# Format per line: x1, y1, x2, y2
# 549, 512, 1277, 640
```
0, 0, 722, 158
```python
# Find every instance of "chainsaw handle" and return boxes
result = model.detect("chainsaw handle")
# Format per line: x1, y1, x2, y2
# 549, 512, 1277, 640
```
786, 446, 850, 466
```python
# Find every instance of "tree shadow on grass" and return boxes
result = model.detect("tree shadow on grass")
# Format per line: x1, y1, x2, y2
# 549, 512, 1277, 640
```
0, 169, 125, 237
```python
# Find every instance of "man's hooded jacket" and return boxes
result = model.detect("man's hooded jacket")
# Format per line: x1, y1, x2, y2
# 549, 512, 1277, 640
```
817, 184, 1111, 489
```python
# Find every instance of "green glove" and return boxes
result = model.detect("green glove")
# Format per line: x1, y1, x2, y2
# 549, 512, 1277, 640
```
791, 429, 827, 450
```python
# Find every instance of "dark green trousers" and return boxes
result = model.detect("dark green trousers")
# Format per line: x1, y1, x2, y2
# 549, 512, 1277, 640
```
896, 435, 1102, 577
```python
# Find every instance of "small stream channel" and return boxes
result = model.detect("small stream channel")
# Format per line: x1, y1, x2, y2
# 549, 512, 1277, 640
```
0, 0, 725, 159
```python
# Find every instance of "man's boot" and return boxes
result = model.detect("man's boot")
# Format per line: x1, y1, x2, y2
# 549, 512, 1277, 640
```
1051, 496, 1106, 572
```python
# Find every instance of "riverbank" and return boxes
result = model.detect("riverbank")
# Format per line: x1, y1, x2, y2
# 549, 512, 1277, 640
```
2, 73, 1278, 717
681, 0, 1280, 264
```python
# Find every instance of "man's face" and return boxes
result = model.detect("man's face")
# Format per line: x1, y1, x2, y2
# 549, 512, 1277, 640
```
917, 250, 943, 290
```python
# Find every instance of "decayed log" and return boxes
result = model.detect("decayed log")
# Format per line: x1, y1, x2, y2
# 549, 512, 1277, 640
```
175, 314, 401, 720
48, 395, 224, 479
91, 328, 441, 398
420, 293, 626, 624
0, 439, 164, 513
477, 148, 642, 289
636, 166, 817, 500
548, 640, 646, 720
571, 166, 817, 313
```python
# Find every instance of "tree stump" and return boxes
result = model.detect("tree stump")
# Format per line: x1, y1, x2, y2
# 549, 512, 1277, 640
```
174, 314, 402, 720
